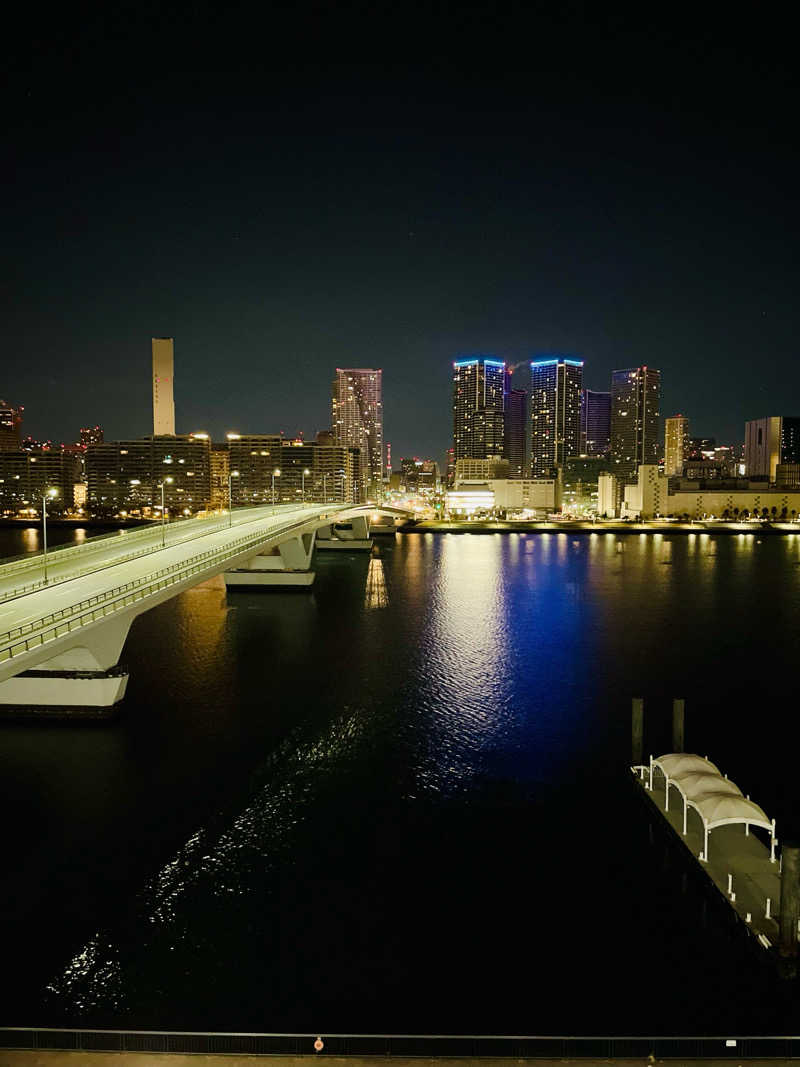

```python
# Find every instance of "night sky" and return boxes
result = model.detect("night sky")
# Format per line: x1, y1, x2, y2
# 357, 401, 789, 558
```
5, 7, 798, 464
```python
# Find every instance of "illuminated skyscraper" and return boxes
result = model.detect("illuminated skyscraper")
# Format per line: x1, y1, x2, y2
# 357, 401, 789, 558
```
331, 368, 383, 489
580, 390, 611, 455
504, 387, 527, 478
152, 337, 176, 436
529, 358, 583, 477
610, 366, 661, 478
452, 357, 507, 461
664, 414, 690, 476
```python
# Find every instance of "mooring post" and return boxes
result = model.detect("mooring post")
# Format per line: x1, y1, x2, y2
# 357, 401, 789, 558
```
632, 697, 644, 766
778, 843, 800, 958
672, 698, 685, 752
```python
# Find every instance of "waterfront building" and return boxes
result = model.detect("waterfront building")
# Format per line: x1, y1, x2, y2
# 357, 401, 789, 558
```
744, 416, 800, 481
598, 472, 618, 517
210, 442, 230, 510
225, 433, 284, 505
561, 455, 610, 515
454, 457, 510, 484
0, 449, 82, 512
331, 368, 383, 490
446, 477, 558, 518
580, 390, 611, 456
79, 425, 104, 447
622, 464, 800, 520
452, 357, 507, 462
152, 338, 176, 436
665, 414, 690, 476
86, 435, 211, 515
504, 387, 527, 478
0, 401, 23, 451
610, 366, 661, 478
529, 358, 583, 477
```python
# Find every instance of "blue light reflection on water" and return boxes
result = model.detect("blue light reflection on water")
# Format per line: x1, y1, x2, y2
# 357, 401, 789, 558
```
2, 529, 800, 1033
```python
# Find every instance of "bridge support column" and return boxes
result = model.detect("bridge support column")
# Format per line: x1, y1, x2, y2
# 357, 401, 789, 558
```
0, 614, 133, 718
224, 531, 316, 588
316, 515, 372, 551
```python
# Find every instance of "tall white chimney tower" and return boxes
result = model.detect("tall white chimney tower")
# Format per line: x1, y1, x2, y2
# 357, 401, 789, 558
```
152, 337, 176, 436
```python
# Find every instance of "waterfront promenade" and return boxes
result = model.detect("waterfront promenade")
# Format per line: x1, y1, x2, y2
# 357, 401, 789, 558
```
404, 519, 800, 535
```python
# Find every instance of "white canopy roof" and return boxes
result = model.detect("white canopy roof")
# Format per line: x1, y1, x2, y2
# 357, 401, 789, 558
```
687, 792, 773, 833
670, 771, 742, 802
652, 753, 721, 778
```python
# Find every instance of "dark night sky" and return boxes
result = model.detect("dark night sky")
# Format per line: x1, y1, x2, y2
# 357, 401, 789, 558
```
4, 6, 798, 464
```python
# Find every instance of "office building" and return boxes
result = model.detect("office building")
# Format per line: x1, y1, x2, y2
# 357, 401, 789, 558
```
452, 357, 507, 462
152, 337, 176, 436
665, 414, 690, 476
505, 387, 527, 478
745, 417, 800, 480
331, 368, 383, 489
0, 401, 23, 451
401, 457, 440, 493
454, 457, 510, 484
529, 358, 583, 477
561, 455, 610, 515
580, 390, 611, 455
610, 366, 661, 478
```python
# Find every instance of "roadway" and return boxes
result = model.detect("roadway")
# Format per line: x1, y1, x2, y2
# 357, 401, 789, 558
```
0, 504, 346, 678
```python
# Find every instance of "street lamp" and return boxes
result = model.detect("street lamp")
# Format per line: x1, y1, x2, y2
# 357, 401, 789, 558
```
228, 469, 239, 527
159, 477, 174, 547
41, 487, 58, 584
302, 468, 310, 503
272, 467, 281, 512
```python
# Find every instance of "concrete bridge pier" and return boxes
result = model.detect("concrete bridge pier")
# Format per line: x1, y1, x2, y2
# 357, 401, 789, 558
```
0, 614, 132, 716
316, 515, 373, 551
224, 530, 316, 588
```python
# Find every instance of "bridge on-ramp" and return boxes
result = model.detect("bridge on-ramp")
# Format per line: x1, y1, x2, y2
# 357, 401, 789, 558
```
0, 503, 412, 715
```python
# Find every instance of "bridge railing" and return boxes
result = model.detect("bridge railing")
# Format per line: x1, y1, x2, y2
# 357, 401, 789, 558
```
0, 505, 312, 606
0, 507, 347, 666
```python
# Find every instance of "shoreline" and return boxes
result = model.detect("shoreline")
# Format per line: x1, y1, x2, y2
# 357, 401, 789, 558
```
400, 520, 800, 536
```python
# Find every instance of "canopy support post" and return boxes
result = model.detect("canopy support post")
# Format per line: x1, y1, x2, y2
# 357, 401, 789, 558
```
683, 797, 687, 836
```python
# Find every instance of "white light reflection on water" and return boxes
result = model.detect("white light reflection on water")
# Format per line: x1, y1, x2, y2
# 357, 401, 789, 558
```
412, 535, 513, 797
363, 555, 388, 609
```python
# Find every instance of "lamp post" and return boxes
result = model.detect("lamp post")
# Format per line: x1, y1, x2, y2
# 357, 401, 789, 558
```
159, 477, 174, 547
228, 469, 239, 528
41, 487, 58, 584
272, 468, 281, 512
302, 468, 310, 504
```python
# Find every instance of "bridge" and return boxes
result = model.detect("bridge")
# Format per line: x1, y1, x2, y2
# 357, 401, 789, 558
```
0, 503, 412, 715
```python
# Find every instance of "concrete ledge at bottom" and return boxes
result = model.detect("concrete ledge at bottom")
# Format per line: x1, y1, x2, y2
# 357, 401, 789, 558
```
224, 569, 315, 587
316, 538, 373, 550
0, 667, 128, 717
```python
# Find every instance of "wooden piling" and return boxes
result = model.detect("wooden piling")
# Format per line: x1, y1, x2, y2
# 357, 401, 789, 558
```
631, 697, 643, 765
672, 698, 685, 752
779, 844, 800, 958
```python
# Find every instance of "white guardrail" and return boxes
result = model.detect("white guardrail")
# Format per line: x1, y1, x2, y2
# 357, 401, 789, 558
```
0, 506, 312, 605
0, 508, 346, 665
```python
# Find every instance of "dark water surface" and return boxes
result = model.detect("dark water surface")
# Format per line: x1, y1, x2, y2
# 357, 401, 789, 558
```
1, 526, 799, 1033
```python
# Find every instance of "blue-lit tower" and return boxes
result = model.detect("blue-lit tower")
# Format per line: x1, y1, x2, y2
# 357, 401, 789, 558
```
530, 358, 584, 476
452, 357, 507, 462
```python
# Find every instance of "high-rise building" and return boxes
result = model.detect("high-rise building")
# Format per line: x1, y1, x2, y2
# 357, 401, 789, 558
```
331, 368, 383, 489
610, 366, 661, 478
79, 425, 104, 448
0, 401, 23, 451
664, 414, 690, 476
452, 357, 507, 462
86, 435, 211, 515
505, 387, 527, 478
744, 416, 800, 480
0, 449, 81, 512
529, 358, 583, 477
152, 337, 176, 436
580, 390, 611, 455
